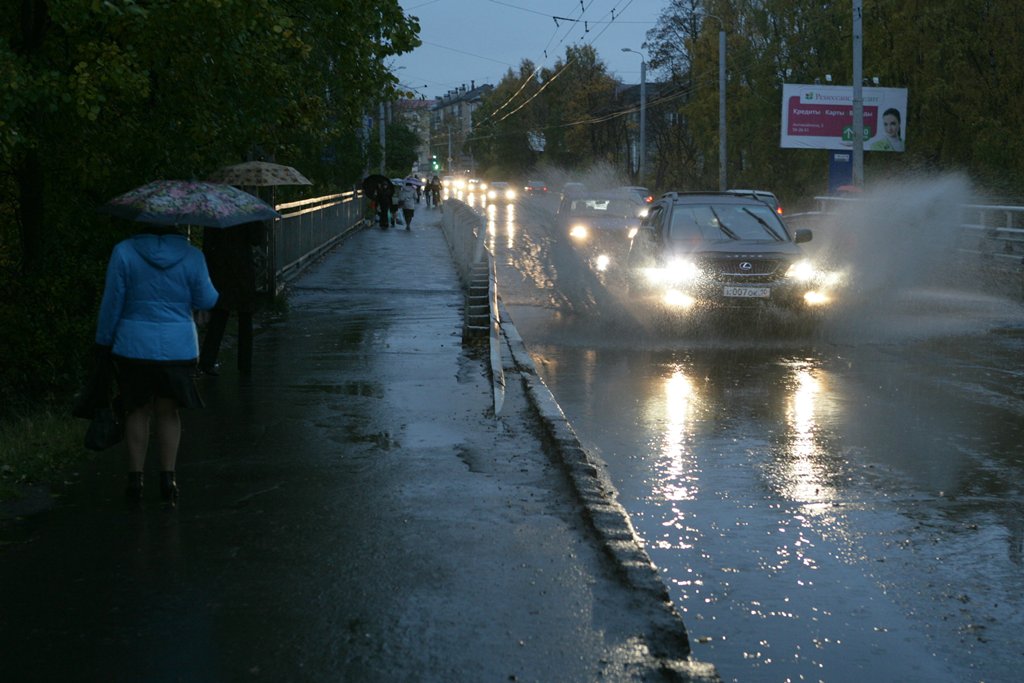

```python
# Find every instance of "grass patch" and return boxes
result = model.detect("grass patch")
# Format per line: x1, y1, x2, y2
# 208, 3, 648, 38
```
0, 410, 92, 502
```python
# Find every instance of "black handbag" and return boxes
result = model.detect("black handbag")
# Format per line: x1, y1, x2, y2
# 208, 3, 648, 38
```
74, 345, 125, 450
84, 402, 124, 451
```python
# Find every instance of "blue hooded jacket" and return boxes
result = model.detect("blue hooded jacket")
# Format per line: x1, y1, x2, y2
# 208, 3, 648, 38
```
96, 233, 220, 361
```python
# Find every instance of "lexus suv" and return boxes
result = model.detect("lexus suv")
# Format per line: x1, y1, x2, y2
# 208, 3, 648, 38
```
625, 192, 839, 312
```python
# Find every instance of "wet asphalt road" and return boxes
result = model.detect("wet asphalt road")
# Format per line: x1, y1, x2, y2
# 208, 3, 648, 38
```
484, 191, 1024, 683
0, 207, 716, 682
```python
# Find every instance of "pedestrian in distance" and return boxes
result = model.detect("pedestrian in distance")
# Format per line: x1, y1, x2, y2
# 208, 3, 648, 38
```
399, 181, 417, 230
94, 224, 219, 507
380, 181, 396, 228
414, 175, 423, 204
199, 221, 264, 377
430, 175, 442, 208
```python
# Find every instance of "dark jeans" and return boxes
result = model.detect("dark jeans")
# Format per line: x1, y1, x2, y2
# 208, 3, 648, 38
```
402, 208, 414, 228
200, 308, 253, 374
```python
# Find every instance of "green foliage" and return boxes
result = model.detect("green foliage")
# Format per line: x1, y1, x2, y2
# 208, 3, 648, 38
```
366, 120, 423, 177
0, 409, 90, 503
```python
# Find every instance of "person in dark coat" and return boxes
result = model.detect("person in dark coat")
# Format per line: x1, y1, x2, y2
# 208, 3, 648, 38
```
199, 221, 264, 376
378, 181, 395, 228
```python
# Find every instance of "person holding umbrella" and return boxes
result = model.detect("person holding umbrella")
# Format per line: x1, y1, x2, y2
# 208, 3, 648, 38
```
95, 223, 219, 506
97, 180, 277, 506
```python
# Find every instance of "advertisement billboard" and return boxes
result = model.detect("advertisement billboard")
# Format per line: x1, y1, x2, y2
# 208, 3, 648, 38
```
780, 84, 908, 152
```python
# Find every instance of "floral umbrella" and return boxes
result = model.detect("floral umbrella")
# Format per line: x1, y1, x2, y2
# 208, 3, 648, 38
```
100, 180, 281, 228
207, 161, 312, 187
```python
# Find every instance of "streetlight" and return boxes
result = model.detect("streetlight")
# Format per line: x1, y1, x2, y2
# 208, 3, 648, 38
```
621, 48, 647, 182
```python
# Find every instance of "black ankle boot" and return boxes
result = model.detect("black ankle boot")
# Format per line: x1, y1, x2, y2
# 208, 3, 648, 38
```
125, 472, 144, 503
159, 471, 179, 506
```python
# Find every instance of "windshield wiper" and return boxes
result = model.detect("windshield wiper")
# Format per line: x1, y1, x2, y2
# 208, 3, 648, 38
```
708, 207, 740, 240
742, 207, 784, 241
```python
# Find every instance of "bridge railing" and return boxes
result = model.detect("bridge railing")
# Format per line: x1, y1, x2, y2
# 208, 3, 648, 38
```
259, 190, 366, 294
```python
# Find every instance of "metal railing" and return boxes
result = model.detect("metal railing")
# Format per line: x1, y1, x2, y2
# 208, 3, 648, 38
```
786, 197, 1024, 298
263, 190, 366, 294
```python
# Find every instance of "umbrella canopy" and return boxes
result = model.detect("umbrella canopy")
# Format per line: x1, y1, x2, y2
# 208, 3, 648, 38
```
100, 180, 281, 228
207, 161, 312, 187
362, 174, 394, 202
403, 176, 425, 187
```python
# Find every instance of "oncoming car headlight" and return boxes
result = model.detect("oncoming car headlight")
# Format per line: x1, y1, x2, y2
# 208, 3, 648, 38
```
505, 189, 517, 200
487, 189, 497, 199
569, 224, 589, 241
644, 259, 702, 285
786, 259, 818, 282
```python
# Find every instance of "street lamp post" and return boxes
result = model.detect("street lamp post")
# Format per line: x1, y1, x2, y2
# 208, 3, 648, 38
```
621, 48, 647, 182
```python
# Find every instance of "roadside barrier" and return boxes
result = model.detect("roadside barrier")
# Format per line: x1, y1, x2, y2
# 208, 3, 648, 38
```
441, 198, 505, 416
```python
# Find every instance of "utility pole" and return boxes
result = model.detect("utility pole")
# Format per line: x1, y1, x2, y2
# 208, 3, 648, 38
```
379, 101, 386, 175
719, 28, 727, 191
639, 58, 647, 181
621, 48, 647, 181
447, 124, 453, 174
852, 0, 864, 187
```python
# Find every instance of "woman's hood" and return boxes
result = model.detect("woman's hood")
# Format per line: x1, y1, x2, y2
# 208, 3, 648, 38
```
129, 233, 191, 269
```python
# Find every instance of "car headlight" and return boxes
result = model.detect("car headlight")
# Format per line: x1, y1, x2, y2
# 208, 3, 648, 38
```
505, 190, 517, 200
569, 224, 589, 241
638, 208, 649, 218
487, 190, 497, 199
644, 259, 701, 285
785, 259, 818, 282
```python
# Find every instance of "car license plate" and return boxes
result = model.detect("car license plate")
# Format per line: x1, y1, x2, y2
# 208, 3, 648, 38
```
723, 286, 770, 298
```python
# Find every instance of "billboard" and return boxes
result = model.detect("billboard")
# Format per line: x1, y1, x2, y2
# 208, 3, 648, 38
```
780, 84, 908, 152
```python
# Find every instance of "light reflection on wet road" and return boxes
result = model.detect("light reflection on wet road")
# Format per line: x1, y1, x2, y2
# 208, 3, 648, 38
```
486, 192, 1024, 682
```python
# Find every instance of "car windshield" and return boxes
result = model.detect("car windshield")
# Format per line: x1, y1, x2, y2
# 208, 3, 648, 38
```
668, 203, 788, 242
568, 197, 639, 218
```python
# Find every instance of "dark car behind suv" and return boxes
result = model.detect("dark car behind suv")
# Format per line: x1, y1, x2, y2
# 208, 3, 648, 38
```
625, 192, 838, 312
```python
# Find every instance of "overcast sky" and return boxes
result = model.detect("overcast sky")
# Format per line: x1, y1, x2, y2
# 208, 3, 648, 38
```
393, 0, 667, 100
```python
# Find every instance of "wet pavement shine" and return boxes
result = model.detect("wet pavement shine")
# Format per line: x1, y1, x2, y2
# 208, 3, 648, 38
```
0, 207, 716, 682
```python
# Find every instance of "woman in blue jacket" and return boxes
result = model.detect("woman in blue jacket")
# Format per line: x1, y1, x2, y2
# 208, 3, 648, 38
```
95, 226, 219, 505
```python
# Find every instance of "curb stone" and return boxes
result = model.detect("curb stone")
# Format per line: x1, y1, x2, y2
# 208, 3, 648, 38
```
498, 303, 720, 682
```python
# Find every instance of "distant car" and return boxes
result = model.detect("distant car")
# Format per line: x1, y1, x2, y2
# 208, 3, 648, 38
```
560, 182, 586, 199
487, 181, 517, 202
625, 192, 839, 312
617, 185, 654, 203
523, 180, 548, 196
558, 192, 646, 272
725, 188, 783, 214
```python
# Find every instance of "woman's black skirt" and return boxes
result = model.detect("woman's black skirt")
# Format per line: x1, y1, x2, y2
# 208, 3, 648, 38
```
114, 357, 204, 412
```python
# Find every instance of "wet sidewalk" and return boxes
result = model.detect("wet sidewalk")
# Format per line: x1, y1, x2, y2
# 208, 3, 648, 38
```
0, 205, 715, 681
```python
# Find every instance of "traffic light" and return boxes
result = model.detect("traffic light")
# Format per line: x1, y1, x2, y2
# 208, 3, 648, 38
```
431, 155, 439, 172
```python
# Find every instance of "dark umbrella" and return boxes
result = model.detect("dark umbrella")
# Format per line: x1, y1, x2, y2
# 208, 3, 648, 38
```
100, 180, 280, 228
362, 174, 394, 202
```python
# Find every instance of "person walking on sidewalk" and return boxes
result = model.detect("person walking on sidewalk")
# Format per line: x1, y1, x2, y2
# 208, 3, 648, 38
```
199, 221, 264, 376
95, 225, 219, 506
399, 181, 417, 230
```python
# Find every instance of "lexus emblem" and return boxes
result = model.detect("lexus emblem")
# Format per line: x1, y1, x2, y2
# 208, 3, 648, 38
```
739, 261, 753, 271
